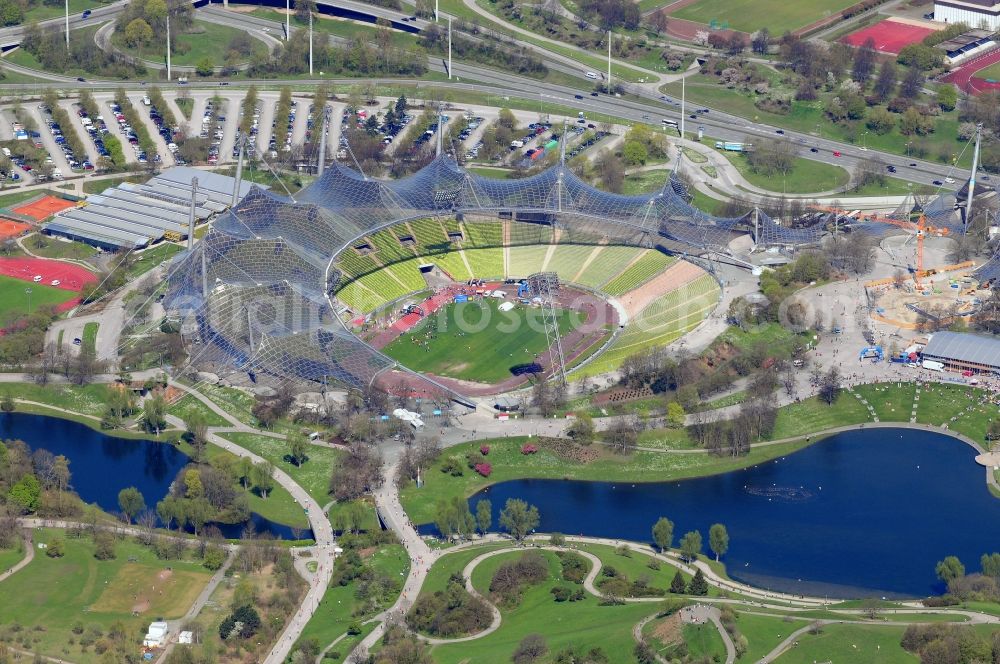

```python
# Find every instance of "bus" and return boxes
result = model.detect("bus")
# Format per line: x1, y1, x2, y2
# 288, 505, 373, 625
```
661, 119, 678, 129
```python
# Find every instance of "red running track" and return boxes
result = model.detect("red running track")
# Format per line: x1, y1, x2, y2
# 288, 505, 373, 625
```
841, 19, 935, 55
368, 283, 503, 350
942, 47, 1000, 95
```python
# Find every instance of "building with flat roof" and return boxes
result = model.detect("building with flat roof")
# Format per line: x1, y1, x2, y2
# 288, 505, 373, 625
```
921, 330, 1000, 373
935, 0, 1000, 31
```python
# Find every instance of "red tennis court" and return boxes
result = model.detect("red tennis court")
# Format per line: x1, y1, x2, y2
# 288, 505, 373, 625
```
0, 219, 31, 240
11, 195, 76, 221
841, 19, 937, 54
0, 257, 97, 292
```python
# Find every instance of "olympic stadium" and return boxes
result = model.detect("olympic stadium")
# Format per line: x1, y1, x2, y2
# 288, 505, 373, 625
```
162, 144, 970, 404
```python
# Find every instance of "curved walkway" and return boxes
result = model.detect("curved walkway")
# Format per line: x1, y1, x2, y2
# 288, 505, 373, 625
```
0, 533, 33, 583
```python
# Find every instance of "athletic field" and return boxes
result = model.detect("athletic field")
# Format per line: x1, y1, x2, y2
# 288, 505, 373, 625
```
670, 0, 857, 34
382, 299, 583, 384
0, 273, 72, 321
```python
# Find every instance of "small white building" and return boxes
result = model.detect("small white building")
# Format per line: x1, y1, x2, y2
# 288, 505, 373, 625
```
178, 631, 193, 645
143, 622, 169, 648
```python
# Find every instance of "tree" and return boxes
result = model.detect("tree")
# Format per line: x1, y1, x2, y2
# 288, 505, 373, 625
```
936, 555, 965, 583
117, 487, 146, 524
184, 413, 208, 462
251, 461, 274, 498
621, 140, 648, 166
669, 569, 686, 593
124, 18, 153, 48
499, 498, 540, 542
0, 393, 13, 412
566, 412, 594, 444
688, 568, 708, 595
899, 66, 924, 100
851, 37, 876, 84
476, 498, 492, 535
818, 367, 841, 405
751, 28, 769, 55
294, 0, 316, 22
195, 58, 214, 77
709, 523, 729, 561
142, 393, 167, 434
93, 530, 116, 560
937, 83, 958, 111
46, 536, 65, 558
873, 60, 897, 102
289, 434, 309, 467
434, 496, 475, 540
679, 530, 702, 562
865, 107, 896, 136
8, 474, 40, 512
666, 402, 685, 427
652, 517, 673, 552
512, 634, 547, 664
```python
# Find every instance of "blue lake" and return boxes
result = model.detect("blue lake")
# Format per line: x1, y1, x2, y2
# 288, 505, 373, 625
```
460, 428, 999, 599
0, 412, 307, 540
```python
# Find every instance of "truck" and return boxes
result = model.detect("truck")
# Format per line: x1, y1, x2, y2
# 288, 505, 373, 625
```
922, 360, 944, 372
715, 141, 751, 152
510, 140, 524, 149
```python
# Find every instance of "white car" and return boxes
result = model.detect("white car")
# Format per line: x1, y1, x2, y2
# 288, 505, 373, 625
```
944, 177, 955, 184
50, 279, 60, 286
32, 275, 41, 282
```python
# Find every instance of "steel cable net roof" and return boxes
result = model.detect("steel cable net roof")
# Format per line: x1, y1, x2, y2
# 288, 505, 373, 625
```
163, 156, 806, 393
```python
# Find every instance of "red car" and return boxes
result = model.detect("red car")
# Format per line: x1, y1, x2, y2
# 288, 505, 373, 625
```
832, 151, 841, 157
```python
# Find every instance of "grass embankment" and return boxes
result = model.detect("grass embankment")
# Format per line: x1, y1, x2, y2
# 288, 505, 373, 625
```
662, 73, 971, 168
0, 528, 211, 664
81, 321, 98, 355
710, 147, 850, 194
114, 20, 267, 67
23, 233, 99, 260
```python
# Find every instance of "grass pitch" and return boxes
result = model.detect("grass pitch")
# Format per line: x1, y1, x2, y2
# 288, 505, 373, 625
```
382, 298, 583, 383
0, 274, 72, 321
670, 0, 858, 34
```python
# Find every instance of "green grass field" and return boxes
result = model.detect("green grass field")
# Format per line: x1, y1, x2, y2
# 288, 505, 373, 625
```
24, 233, 99, 260
774, 623, 916, 663
0, 274, 71, 321
0, 528, 211, 663
382, 299, 584, 384
975, 61, 1000, 81
23, 0, 102, 23
114, 20, 267, 66
81, 321, 98, 355
670, 0, 857, 34
717, 150, 850, 194
623, 169, 671, 195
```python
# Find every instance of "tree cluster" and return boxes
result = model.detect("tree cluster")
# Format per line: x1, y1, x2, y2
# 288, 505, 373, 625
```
406, 575, 493, 637
0, 440, 78, 517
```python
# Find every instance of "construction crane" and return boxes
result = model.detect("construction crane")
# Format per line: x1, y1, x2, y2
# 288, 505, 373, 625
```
812, 205, 950, 288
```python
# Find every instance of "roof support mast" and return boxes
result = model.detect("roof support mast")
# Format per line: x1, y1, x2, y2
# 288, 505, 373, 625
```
966, 122, 982, 235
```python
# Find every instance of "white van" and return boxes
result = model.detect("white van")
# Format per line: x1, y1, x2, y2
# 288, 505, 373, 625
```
585, 71, 598, 79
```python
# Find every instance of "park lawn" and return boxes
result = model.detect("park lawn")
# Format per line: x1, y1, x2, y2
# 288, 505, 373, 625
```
0, 528, 211, 664
623, 169, 671, 195
23, 233, 99, 260
81, 321, 98, 355
683, 621, 729, 660
663, 75, 972, 168
165, 392, 231, 427
767, 394, 872, 440
429, 548, 657, 664
735, 611, 809, 662
575, 542, 706, 594
114, 20, 267, 66
0, 274, 71, 319
854, 382, 916, 423
669, 0, 856, 33
0, 188, 55, 211
400, 435, 814, 525
295, 543, 408, 657
0, 539, 25, 571
2, 382, 113, 417
129, 242, 183, 278
636, 427, 699, 450
382, 299, 583, 384
218, 432, 343, 506
915, 383, 998, 440
721, 151, 850, 194
688, 185, 728, 215
772, 623, 916, 663
714, 322, 803, 353
850, 176, 921, 196
175, 97, 194, 119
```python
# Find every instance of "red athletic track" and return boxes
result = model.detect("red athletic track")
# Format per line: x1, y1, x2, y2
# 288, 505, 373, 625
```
942, 47, 1000, 95
841, 19, 935, 54
367, 283, 502, 350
